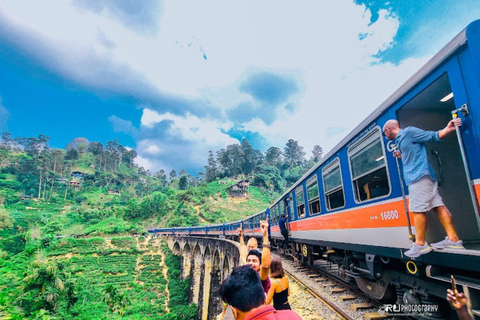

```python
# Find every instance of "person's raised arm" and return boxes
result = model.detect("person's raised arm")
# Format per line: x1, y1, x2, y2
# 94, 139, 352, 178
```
266, 281, 276, 305
259, 219, 271, 280
238, 228, 247, 265
438, 118, 462, 140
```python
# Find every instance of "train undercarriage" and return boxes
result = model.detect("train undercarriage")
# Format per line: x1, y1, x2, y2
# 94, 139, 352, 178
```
268, 237, 480, 320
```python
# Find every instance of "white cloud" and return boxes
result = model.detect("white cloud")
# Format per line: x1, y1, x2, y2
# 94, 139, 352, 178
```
134, 154, 156, 171
140, 108, 235, 145
0, 1, 444, 171
136, 108, 239, 172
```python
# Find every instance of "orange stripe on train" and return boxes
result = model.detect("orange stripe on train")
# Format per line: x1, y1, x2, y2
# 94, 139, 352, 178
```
474, 183, 480, 212
289, 199, 414, 231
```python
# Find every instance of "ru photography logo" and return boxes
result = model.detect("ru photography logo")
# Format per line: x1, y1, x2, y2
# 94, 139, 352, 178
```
380, 304, 439, 315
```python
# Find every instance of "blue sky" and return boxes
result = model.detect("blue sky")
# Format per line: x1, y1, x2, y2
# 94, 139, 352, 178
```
0, 1, 479, 173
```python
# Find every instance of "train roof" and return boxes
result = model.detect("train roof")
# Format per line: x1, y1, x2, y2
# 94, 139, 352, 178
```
274, 19, 477, 205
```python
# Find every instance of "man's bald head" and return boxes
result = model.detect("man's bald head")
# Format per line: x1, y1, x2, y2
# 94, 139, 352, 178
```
246, 237, 258, 251
383, 119, 400, 140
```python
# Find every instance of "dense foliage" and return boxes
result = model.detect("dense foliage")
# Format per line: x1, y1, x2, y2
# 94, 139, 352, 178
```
0, 131, 322, 318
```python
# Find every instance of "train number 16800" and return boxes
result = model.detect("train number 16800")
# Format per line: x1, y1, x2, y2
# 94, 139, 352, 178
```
380, 210, 399, 220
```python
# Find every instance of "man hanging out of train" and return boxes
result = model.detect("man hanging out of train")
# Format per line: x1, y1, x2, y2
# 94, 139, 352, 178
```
383, 118, 465, 258
279, 214, 289, 251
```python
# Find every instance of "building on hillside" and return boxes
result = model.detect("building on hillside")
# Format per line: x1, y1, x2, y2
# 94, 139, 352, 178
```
108, 189, 121, 196
227, 179, 250, 197
69, 180, 81, 190
20, 194, 32, 201
71, 171, 84, 179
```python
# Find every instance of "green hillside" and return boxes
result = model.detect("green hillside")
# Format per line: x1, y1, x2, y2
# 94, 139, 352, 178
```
0, 236, 195, 319
0, 133, 318, 318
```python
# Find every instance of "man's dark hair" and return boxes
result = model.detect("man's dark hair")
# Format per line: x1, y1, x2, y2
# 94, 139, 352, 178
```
281, 214, 285, 219
219, 265, 265, 312
247, 249, 262, 264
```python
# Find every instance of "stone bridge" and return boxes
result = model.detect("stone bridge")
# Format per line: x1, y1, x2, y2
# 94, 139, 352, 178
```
164, 236, 241, 320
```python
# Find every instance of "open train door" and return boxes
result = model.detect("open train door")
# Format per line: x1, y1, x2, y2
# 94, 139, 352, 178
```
396, 72, 480, 246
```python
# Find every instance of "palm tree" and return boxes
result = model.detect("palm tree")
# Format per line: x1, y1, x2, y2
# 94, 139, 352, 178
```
102, 284, 129, 319
22, 255, 65, 312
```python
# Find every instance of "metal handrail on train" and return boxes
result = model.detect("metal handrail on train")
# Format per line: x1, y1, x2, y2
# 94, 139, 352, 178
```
452, 104, 480, 230
393, 145, 415, 243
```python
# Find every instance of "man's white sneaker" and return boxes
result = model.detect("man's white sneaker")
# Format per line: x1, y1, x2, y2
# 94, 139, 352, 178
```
404, 242, 433, 258
431, 237, 465, 249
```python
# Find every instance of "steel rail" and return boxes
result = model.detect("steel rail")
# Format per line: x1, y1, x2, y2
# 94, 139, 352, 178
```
283, 267, 354, 320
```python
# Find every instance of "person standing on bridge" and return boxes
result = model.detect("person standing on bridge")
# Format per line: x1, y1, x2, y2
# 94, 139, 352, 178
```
383, 119, 465, 258
266, 257, 291, 310
238, 229, 259, 264
238, 220, 272, 294
219, 265, 302, 320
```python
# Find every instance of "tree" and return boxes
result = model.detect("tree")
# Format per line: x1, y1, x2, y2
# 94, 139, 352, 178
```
265, 147, 283, 167
20, 135, 50, 156
155, 169, 167, 186
87, 141, 104, 155
217, 144, 244, 177
169, 170, 177, 180
240, 138, 257, 175
284, 139, 305, 168
122, 149, 137, 167
22, 258, 65, 314
66, 137, 90, 153
102, 284, 129, 319
204, 150, 217, 182
311, 145, 323, 163
0, 132, 14, 150
179, 176, 188, 190
65, 148, 78, 160
105, 140, 121, 172
0, 205, 13, 230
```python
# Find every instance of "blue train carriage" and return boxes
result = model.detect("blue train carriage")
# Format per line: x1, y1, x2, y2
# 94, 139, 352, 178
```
243, 210, 267, 240
208, 223, 225, 237
269, 194, 295, 250
224, 219, 243, 239
277, 20, 480, 316
190, 225, 206, 236
147, 227, 170, 236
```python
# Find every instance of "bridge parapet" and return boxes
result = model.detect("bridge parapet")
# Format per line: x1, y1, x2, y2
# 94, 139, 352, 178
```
164, 236, 241, 320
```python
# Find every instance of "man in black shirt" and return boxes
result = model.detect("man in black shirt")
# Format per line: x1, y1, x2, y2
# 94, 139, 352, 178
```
279, 214, 289, 249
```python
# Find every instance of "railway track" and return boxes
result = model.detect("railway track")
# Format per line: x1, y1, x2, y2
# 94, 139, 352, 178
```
272, 252, 399, 320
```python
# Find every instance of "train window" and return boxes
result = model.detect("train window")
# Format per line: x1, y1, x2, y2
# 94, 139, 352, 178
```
274, 205, 279, 225
348, 128, 390, 203
306, 176, 321, 215
295, 186, 306, 218
322, 158, 345, 210
279, 201, 285, 219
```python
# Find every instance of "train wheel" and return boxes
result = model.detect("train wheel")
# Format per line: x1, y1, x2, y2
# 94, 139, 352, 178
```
301, 244, 313, 266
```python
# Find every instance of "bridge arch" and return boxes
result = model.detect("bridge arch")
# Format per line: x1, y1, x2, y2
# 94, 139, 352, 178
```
182, 243, 192, 281
222, 256, 230, 281
173, 241, 181, 255
164, 236, 241, 320
191, 244, 203, 305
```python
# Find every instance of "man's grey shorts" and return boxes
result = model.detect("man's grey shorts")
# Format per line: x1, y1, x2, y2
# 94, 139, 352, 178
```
408, 175, 444, 213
